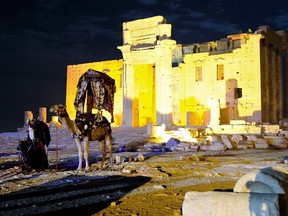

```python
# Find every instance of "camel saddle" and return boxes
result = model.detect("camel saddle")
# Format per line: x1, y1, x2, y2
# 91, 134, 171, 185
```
75, 113, 111, 141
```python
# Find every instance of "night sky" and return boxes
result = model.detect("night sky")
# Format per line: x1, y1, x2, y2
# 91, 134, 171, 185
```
0, 0, 287, 132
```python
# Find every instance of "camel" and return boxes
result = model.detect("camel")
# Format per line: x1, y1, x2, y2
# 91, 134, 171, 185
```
49, 104, 113, 171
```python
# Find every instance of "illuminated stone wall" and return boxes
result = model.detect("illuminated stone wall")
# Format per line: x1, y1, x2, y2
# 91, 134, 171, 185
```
179, 33, 263, 125
65, 16, 288, 127
176, 27, 287, 126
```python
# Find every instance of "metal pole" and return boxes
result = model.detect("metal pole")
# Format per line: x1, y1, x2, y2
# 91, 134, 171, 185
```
56, 127, 59, 171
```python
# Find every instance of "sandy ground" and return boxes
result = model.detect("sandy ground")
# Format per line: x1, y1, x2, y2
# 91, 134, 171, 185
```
0, 126, 288, 216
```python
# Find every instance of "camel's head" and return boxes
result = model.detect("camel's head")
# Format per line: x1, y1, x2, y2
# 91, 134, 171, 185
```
49, 104, 68, 117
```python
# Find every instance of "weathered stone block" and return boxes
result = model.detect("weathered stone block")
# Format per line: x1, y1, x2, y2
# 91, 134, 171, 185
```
230, 120, 246, 125
206, 135, 221, 143
151, 124, 166, 138
222, 137, 233, 149
181, 144, 199, 152
256, 138, 267, 144
211, 141, 224, 146
146, 122, 153, 136
182, 191, 280, 216
166, 137, 180, 148
237, 140, 254, 149
264, 125, 281, 134
171, 146, 185, 151
190, 145, 200, 151
246, 126, 262, 134
271, 137, 288, 149
255, 143, 269, 149
247, 134, 260, 142
199, 145, 226, 151
280, 131, 288, 137
236, 144, 249, 149
232, 134, 243, 144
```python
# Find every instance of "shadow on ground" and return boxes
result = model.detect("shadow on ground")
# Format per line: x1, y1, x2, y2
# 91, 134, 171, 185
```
0, 175, 151, 215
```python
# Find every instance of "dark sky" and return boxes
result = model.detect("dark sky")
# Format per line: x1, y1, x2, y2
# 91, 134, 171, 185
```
0, 0, 287, 132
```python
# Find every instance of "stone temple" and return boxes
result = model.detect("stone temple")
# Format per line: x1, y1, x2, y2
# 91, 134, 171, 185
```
65, 15, 288, 128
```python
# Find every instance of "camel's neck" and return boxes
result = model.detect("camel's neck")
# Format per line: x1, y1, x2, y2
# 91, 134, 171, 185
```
58, 116, 81, 135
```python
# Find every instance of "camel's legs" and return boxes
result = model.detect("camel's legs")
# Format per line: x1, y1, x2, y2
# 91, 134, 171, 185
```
82, 136, 90, 171
75, 138, 83, 170
107, 135, 113, 168
100, 140, 106, 169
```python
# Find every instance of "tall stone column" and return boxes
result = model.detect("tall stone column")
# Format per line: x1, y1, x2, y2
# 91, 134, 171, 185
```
274, 49, 283, 122
122, 62, 135, 127
118, 44, 134, 127
24, 111, 33, 125
284, 50, 288, 118
154, 40, 175, 126
38, 107, 47, 122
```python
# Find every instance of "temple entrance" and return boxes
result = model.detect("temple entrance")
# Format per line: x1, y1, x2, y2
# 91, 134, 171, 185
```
118, 16, 176, 127
134, 64, 155, 127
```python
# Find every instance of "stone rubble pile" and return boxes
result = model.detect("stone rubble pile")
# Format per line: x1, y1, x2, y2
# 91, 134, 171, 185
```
147, 123, 288, 153
46, 120, 288, 160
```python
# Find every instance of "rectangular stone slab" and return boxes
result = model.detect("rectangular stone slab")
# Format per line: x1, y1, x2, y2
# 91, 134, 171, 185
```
182, 191, 280, 216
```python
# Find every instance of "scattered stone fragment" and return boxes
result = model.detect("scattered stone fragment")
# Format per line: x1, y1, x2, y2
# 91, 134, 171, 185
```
115, 155, 122, 164
231, 134, 243, 145
247, 134, 257, 142
137, 153, 145, 162
271, 136, 288, 149
207, 135, 221, 144
128, 156, 135, 162
237, 140, 254, 149
118, 146, 126, 152
171, 145, 185, 151
122, 167, 137, 174
284, 156, 288, 164
173, 209, 182, 216
153, 184, 166, 189
200, 144, 226, 151
185, 154, 200, 161
255, 141, 269, 149
139, 164, 170, 177
166, 137, 180, 148
221, 136, 233, 149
